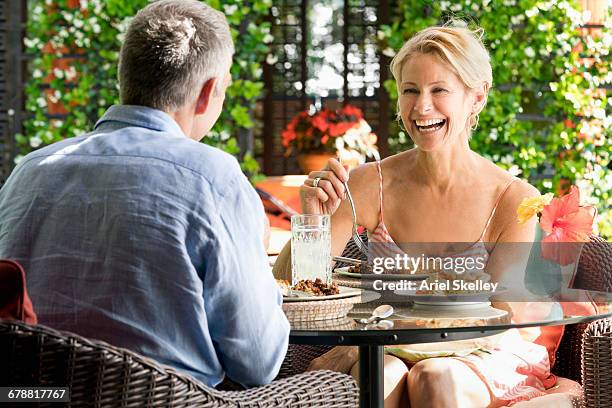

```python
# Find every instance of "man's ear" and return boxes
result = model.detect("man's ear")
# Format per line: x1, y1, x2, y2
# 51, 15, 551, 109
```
195, 77, 217, 115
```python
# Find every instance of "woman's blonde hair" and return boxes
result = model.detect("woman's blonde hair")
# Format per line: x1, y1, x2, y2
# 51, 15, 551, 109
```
390, 22, 492, 130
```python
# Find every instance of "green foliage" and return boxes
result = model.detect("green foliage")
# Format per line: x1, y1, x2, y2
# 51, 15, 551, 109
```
379, 0, 610, 238
20, 0, 272, 182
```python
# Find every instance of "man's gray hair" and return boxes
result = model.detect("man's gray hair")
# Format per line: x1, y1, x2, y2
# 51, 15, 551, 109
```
119, 0, 234, 111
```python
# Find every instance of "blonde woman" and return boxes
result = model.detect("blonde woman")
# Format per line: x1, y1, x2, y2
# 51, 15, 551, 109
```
274, 23, 582, 407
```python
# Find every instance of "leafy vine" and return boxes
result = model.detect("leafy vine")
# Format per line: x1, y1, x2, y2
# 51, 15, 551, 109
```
379, 0, 610, 237
20, 0, 273, 181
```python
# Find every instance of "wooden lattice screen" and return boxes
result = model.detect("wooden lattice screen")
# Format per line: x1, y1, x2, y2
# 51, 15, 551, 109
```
262, 0, 308, 175
0, 0, 27, 186
262, 0, 390, 175
342, 0, 389, 157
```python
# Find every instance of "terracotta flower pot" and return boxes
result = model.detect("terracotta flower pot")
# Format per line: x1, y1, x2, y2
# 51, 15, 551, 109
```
297, 152, 336, 174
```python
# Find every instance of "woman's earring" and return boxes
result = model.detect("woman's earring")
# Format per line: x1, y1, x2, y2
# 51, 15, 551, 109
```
470, 113, 480, 131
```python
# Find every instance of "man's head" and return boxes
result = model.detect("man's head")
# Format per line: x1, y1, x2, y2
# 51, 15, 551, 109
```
119, 0, 234, 139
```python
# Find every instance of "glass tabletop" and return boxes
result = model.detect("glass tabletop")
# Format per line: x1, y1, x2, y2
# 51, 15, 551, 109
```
288, 288, 612, 345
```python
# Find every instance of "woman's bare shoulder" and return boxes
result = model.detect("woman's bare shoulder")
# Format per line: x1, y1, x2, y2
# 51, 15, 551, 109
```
348, 161, 378, 190
348, 150, 416, 189
382, 149, 417, 167
490, 177, 540, 241
476, 155, 539, 198
475, 156, 540, 240
508, 178, 540, 198
499, 178, 539, 215
488, 166, 539, 213
378, 149, 418, 183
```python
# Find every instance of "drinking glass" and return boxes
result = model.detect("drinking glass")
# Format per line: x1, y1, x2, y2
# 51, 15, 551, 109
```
291, 214, 331, 285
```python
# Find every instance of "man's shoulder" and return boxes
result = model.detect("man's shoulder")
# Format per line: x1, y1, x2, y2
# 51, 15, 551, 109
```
23, 135, 88, 158
158, 135, 241, 179
158, 137, 249, 197
99, 126, 242, 180
19, 129, 243, 184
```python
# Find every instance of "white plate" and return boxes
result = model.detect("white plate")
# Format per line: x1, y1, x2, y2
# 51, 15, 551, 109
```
394, 290, 496, 305
335, 266, 428, 281
413, 300, 491, 309
283, 286, 362, 302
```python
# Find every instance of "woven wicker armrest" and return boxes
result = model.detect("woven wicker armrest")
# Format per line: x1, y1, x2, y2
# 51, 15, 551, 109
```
555, 317, 612, 381
219, 370, 358, 407
582, 318, 612, 408
555, 323, 592, 382
0, 319, 357, 407
277, 344, 335, 378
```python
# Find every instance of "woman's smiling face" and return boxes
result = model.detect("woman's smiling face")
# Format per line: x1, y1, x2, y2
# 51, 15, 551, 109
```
399, 53, 477, 151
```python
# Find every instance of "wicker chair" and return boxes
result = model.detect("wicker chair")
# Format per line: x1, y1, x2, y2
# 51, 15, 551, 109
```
0, 319, 358, 407
337, 232, 612, 408
256, 187, 298, 230
555, 236, 612, 408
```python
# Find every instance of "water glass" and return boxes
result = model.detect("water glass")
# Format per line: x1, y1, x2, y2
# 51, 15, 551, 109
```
291, 214, 331, 285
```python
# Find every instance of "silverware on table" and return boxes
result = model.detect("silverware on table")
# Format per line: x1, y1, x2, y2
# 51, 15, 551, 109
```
343, 181, 369, 257
285, 289, 316, 298
359, 304, 394, 324
365, 319, 394, 330
333, 256, 362, 265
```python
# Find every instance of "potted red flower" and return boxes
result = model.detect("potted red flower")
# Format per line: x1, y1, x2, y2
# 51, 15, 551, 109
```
281, 105, 379, 173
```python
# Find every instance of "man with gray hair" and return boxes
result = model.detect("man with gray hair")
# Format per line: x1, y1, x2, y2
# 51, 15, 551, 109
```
0, 0, 289, 387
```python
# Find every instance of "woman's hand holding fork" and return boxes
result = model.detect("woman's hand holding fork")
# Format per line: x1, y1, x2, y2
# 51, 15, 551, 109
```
300, 158, 349, 215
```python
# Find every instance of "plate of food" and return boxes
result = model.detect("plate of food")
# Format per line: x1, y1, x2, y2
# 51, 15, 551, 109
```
393, 268, 505, 306
277, 278, 362, 302
394, 289, 505, 306
334, 266, 429, 281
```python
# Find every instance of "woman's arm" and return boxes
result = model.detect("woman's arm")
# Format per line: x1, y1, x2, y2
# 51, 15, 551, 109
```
486, 180, 540, 284
486, 180, 540, 312
272, 159, 353, 281
272, 160, 380, 280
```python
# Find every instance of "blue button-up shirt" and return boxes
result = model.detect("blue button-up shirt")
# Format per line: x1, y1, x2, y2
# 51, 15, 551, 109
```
0, 105, 290, 387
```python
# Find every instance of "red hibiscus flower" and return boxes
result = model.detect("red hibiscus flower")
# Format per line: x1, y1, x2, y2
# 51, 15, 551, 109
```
539, 186, 596, 265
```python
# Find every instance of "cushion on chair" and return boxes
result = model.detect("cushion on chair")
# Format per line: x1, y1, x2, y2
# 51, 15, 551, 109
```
257, 187, 298, 231
0, 259, 37, 324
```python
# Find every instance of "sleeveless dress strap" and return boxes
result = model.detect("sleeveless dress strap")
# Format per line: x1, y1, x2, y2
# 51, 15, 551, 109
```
376, 161, 384, 224
478, 178, 519, 241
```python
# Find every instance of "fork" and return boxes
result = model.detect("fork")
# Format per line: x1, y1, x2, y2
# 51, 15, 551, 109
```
343, 181, 369, 257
